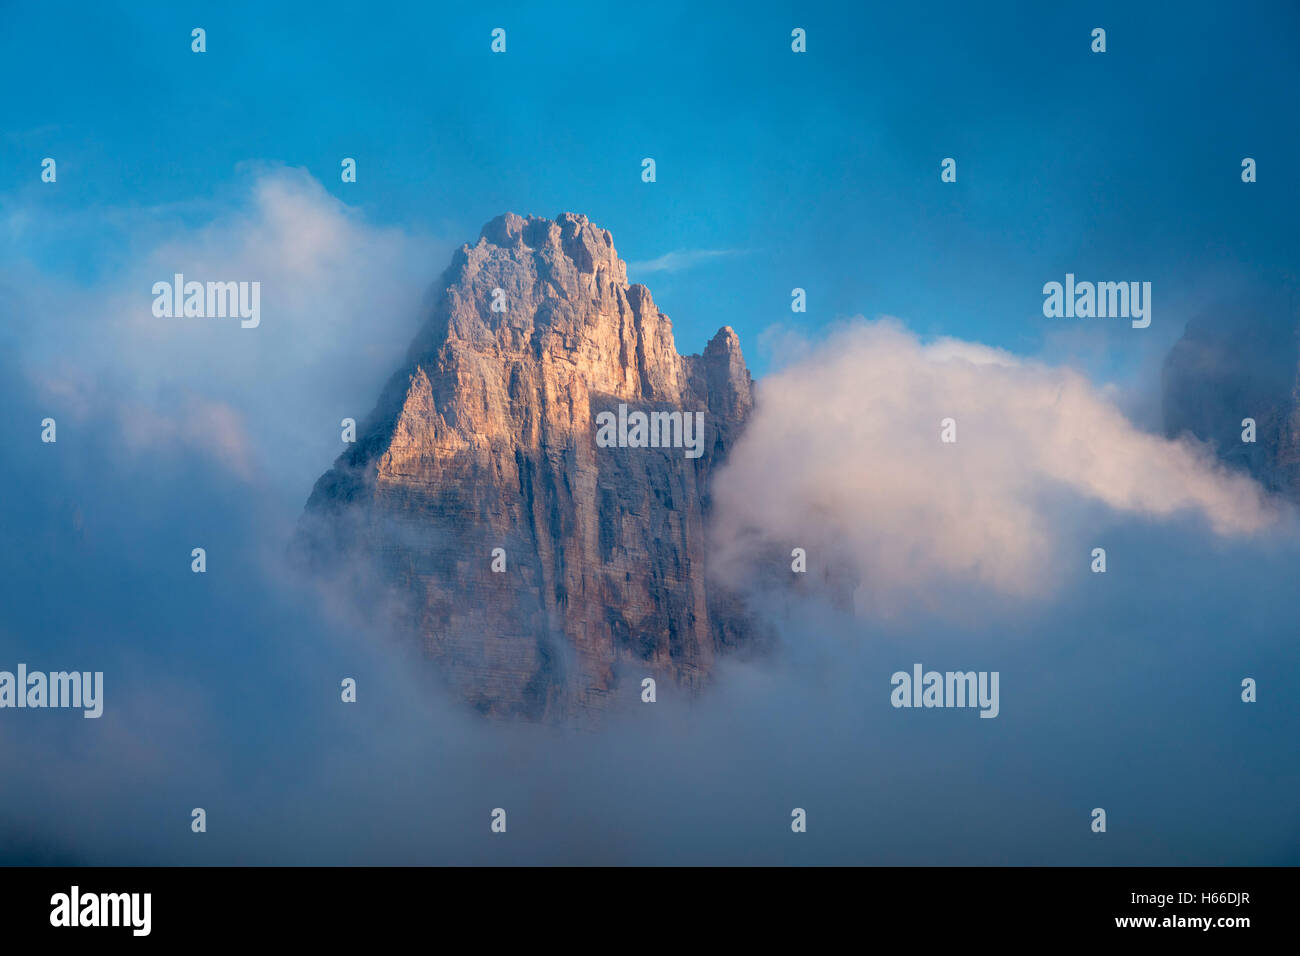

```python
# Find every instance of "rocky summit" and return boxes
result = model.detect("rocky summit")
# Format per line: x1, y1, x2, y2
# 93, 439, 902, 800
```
299, 212, 757, 720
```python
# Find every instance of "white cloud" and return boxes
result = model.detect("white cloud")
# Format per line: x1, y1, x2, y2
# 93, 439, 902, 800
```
627, 248, 740, 275
9, 166, 449, 496
711, 318, 1284, 614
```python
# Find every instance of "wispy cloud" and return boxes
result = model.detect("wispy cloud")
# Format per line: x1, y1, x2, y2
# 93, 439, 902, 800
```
627, 248, 742, 275
3, 165, 450, 493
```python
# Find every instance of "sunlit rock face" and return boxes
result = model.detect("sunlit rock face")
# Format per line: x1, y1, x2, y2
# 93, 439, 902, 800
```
300, 212, 757, 720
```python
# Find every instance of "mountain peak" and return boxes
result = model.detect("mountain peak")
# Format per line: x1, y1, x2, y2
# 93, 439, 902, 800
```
301, 213, 758, 721
473, 211, 623, 281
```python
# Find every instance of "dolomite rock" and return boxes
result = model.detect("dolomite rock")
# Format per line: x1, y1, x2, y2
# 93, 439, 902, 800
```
300, 213, 757, 720
1162, 302, 1300, 501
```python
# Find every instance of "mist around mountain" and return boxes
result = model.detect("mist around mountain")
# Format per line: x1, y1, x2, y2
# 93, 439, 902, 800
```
1162, 293, 1300, 500
2, 188, 1297, 865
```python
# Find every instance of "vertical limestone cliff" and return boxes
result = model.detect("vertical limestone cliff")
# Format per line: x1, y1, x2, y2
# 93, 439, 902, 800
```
299, 212, 757, 720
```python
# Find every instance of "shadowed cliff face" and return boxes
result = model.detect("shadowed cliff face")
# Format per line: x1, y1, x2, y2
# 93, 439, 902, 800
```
1162, 298, 1300, 500
299, 212, 757, 721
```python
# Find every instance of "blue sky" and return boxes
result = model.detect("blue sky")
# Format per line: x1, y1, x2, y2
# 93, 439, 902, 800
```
4, 0, 1298, 377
